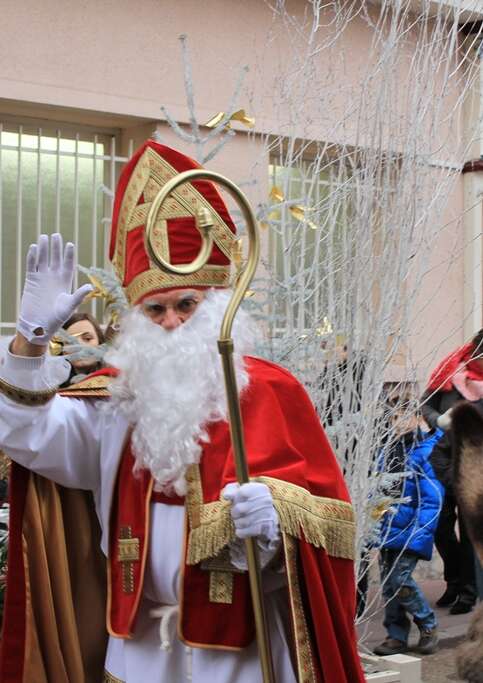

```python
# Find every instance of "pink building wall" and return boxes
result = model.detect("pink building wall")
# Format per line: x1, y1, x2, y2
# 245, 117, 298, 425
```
0, 0, 475, 379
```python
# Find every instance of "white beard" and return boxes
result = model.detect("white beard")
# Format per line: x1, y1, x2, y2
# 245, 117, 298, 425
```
105, 289, 257, 495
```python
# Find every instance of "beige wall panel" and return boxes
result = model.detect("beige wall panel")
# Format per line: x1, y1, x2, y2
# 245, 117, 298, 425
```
0, 0, 466, 157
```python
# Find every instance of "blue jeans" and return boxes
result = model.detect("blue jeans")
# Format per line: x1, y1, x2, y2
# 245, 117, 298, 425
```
380, 549, 437, 643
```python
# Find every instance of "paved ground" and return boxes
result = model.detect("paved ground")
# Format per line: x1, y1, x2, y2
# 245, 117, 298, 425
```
421, 637, 465, 683
359, 579, 474, 682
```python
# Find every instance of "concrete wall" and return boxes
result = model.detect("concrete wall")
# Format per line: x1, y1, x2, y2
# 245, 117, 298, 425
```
0, 0, 468, 148
0, 0, 477, 378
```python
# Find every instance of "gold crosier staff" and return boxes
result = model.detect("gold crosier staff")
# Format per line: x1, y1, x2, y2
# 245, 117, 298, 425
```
145, 169, 275, 683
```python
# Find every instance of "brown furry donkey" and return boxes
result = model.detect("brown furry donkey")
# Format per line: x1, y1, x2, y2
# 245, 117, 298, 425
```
452, 402, 483, 683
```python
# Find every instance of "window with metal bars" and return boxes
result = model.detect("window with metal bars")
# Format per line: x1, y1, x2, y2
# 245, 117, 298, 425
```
0, 123, 133, 336
268, 155, 352, 337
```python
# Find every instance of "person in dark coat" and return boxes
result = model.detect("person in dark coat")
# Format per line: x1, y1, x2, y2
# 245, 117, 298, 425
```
421, 329, 483, 614
373, 408, 444, 656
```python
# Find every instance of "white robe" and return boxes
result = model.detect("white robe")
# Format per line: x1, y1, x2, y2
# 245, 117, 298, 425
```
0, 350, 296, 682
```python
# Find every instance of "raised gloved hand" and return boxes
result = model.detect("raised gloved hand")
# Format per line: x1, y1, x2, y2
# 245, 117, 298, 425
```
223, 481, 279, 544
17, 234, 93, 346
437, 407, 453, 432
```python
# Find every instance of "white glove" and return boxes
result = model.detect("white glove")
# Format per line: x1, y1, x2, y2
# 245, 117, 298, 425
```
17, 234, 93, 346
437, 407, 453, 431
223, 482, 279, 544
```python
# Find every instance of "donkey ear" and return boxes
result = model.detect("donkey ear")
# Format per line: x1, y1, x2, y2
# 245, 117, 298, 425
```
453, 402, 483, 567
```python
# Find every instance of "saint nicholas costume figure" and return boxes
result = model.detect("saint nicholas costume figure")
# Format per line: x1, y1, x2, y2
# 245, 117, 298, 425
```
0, 140, 364, 683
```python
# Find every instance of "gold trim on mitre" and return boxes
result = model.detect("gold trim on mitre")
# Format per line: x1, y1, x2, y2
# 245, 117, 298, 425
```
126, 265, 230, 305
112, 146, 236, 300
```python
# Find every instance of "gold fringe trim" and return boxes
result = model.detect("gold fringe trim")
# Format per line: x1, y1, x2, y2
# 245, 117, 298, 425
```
185, 469, 355, 565
186, 499, 235, 565
264, 477, 355, 561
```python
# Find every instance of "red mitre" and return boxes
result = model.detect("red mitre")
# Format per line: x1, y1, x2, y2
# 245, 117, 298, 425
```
109, 139, 237, 304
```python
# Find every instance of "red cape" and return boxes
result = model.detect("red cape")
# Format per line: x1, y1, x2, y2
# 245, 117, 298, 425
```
108, 357, 364, 681
0, 360, 364, 683
209, 357, 364, 681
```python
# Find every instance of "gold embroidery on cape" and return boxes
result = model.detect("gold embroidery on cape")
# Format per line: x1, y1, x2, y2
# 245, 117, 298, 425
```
59, 374, 112, 393
118, 526, 140, 594
185, 469, 355, 566
185, 467, 235, 604
185, 463, 204, 525
0, 449, 10, 480
0, 376, 57, 406
113, 147, 236, 288
59, 387, 111, 398
209, 570, 234, 604
284, 533, 317, 683
103, 671, 125, 683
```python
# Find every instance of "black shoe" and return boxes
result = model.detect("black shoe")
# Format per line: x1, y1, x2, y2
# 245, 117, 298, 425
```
417, 627, 439, 655
449, 599, 474, 615
373, 638, 408, 656
435, 587, 458, 607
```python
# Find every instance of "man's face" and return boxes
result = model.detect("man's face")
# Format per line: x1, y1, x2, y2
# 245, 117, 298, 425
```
140, 289, 205, 330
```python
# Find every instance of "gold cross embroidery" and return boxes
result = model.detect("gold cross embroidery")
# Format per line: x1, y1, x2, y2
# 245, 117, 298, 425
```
118, 526, 140, 594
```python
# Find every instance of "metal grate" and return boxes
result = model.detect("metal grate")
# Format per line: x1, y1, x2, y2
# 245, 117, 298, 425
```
268, 156, 352, 337
0, 123, 133, 335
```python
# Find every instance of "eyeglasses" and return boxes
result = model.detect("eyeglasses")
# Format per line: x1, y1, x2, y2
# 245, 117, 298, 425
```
141, 295, 202, 321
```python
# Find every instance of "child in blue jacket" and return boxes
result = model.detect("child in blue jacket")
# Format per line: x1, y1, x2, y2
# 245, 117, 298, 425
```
373, 408, 444, 656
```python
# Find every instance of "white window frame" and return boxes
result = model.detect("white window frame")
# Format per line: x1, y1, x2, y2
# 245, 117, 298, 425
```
268, 152, 353, 339
0, 116, 134, 333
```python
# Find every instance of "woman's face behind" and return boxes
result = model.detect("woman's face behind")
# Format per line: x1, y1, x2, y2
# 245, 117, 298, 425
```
65, 319, 100, 370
